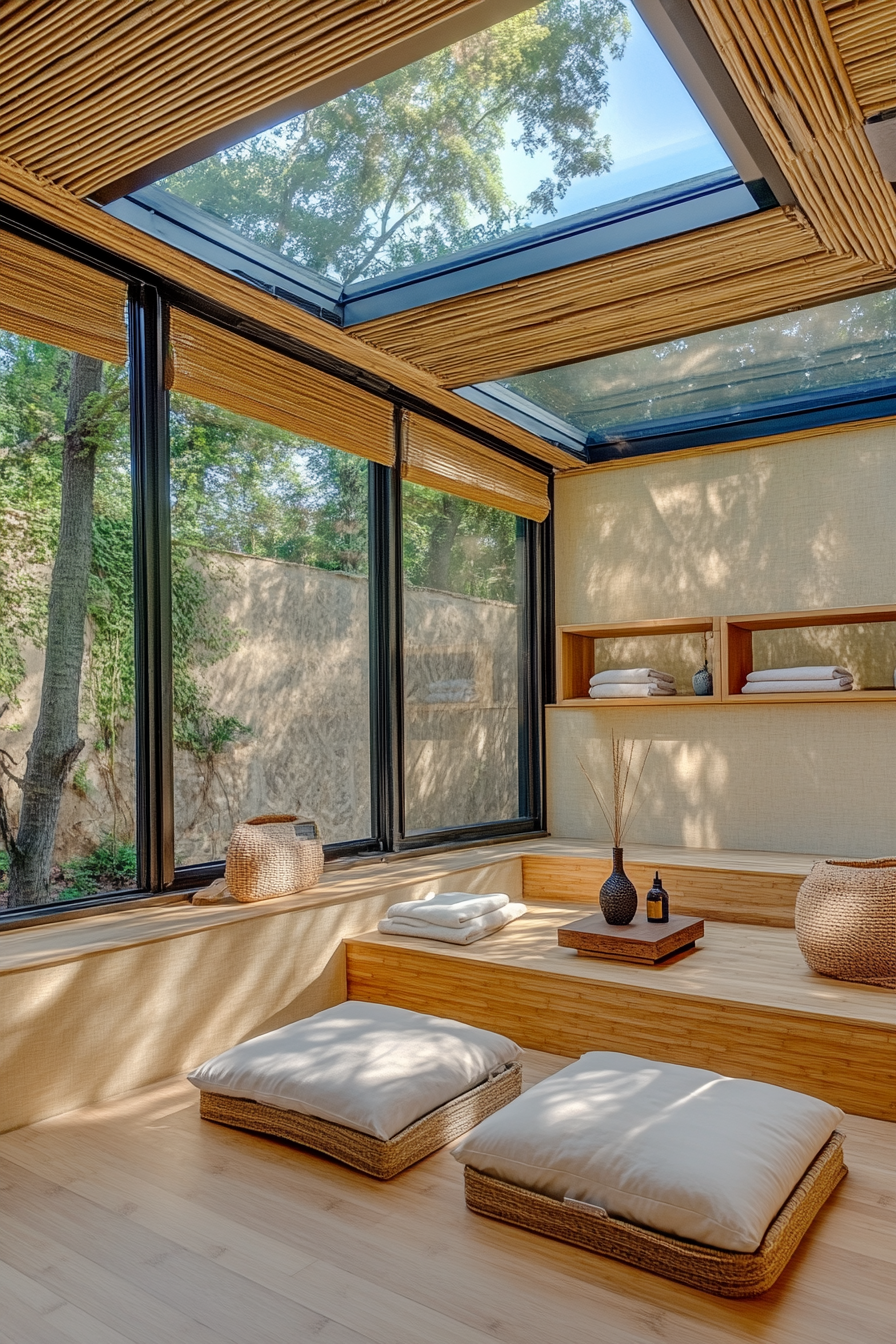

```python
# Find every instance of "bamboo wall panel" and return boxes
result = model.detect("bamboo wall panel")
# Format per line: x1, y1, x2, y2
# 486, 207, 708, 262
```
824, 0, 895, 117
357, 210, 883, 384
0, 0, 510, 199
346, 938, 895, 1120
0, 227, 127, 362
0, 157, 574, 469
689, 0, 896, 268
170, 309, 395, 464
403, 412, 550, 520
520, 854, 803, 926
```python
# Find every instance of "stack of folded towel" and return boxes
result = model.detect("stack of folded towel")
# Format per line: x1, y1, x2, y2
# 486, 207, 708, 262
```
589, 668, 677, 698
742, 666, 854, 694
378, 891, 527, 944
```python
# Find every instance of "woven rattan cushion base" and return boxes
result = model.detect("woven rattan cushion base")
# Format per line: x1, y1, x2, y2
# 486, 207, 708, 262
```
464, 1130, 845, 1297
200, 1060, 522, 1179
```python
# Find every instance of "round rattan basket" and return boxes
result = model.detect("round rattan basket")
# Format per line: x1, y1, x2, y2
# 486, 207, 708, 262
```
795, 858, 896, 987
225, 814, 324, 903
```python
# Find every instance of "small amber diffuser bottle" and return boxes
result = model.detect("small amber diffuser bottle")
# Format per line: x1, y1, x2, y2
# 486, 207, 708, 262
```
646, 872, 669, 923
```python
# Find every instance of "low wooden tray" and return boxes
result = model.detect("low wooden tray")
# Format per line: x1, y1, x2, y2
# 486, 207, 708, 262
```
199, 1059, 522, 1180
464, 1131, 846, 1297
558, 911, 704, 963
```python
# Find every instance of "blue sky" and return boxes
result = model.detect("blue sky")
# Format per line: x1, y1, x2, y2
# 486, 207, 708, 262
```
502, 1, 731, 222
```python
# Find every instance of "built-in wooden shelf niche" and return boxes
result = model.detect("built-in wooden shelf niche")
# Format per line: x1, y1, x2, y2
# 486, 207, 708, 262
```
721, 604, 896, 702
555, 617, 721, 706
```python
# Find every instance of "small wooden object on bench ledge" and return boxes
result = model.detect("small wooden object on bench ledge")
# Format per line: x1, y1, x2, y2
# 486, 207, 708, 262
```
558, 911, 704, 963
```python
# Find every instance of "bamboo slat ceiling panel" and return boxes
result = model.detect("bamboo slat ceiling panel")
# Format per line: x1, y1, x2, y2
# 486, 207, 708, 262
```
824, 0, 896, 117
0, 0, 510, 200
0, 157, 572, 468
689, 0, 896, 269
0, 227, 127, 362
356, 208, 884, 385
170, 310, 395, 464
403, 413, 550, 520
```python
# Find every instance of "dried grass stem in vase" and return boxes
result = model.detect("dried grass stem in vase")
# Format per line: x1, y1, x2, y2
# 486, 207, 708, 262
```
577, 734, 652, 925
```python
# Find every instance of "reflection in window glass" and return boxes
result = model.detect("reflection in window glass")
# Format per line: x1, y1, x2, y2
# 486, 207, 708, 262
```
0, 331, 136, 908
498, 287, 896, 439
169, 396, 371, 863
402, 484, 524, 833
160, 1, 730, 286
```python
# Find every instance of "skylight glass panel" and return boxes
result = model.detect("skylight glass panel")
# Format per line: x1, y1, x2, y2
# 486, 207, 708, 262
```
157, 0, 732, 287
493, 289, 896, 440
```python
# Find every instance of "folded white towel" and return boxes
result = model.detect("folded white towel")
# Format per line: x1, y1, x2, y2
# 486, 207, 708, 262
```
385, 891, 509, 926
746, 666, 852, 682
378, 903, 527, 944
589, 683, 677, 698
590, 668, 675, 686
741, 679, 853, 693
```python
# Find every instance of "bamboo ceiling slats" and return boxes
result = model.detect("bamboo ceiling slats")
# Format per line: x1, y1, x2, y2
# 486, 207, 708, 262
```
355, 208, 883, 384
0, 227, 127, 362
0, 0, 505, 200
689, 0, 896, 269
0, 156, 573, 469
170, 311, 395, 465
824, 0, 895, 116
403, 413, 550, 521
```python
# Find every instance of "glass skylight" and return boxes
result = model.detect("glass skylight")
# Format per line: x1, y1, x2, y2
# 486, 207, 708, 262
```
156, 0, 733, 288
493, 288, 896, 443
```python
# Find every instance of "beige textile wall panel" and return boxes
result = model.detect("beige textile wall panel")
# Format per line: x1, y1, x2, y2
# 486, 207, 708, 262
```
0, 857, 522, 1134
0, 227, 127, 362
0, 159, 573, 471
0, 0, 534, 200
549, 423, 896, 857
403, 412, 550, 521
824, 0, 895, 116
169, 310, 395, 465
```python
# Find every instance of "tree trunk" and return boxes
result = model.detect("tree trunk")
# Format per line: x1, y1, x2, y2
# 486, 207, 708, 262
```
424, 494, 465, 591
7, 354, 103, 907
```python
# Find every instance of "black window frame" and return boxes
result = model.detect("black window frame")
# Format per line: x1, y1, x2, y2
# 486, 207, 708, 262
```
0, 205, 551, 922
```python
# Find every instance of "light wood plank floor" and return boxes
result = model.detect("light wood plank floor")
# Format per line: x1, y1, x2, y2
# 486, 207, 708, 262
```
0, 1050, 892, 1344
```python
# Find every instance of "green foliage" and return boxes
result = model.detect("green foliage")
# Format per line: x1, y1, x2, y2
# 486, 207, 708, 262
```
166, 0, 630, 282
403, 483, 519, 601
60, 835, 137, 898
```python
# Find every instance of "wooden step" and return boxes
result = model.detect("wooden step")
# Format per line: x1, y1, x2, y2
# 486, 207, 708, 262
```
346, 903, 895, 1121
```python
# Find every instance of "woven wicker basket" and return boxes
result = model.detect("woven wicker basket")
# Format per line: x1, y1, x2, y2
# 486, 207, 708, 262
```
225, 814, 324, 903
795, 857, 896, 987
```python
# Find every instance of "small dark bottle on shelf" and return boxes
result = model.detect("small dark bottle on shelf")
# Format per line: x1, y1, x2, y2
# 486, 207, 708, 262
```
645, 872, 669, 923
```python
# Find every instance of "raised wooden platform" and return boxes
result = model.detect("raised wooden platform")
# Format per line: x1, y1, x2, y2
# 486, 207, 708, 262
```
346, 903, 895, 1121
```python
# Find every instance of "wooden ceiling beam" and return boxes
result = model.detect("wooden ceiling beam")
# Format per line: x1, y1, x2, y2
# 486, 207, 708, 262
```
0, 156, 576, 470
0, 0, 537, 202
354, 208, 890, 385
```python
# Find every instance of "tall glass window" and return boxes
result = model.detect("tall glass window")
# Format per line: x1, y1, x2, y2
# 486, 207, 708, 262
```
402, 483, 525, 834
169, 394, 372, 866
0, 330, 136, 909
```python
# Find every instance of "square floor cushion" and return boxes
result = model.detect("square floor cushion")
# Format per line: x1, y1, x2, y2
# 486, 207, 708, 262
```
189, 1001, 523, 1178
454, 1051, 845, 1295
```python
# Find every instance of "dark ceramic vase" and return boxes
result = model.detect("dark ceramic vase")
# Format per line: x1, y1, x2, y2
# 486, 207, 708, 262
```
600, 847, 638, 925
692, 661, 713, 696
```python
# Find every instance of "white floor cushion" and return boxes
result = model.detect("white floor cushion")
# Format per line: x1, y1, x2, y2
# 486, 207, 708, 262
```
188, 1001, 521, 1141
453, 1052, 843, 1252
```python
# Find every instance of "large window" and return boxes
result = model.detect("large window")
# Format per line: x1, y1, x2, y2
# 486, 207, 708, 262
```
169, 395, 372, 865
402, 484, 526, 834
0, 329, 136, 910
0, 227, 548, 920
